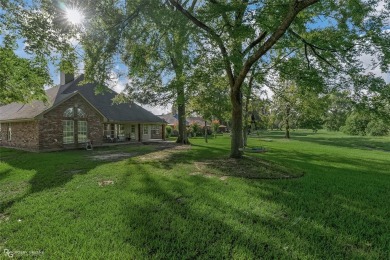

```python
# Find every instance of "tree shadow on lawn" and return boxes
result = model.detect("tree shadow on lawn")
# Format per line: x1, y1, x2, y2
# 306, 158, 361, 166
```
119, 161, 388, 259
292, 136, 390, 152
263, 149, 390, 177
0, 168, 12, 182
118, 145, 390, 259
257, 131, 390, 152
0, 144, 180, 213
121, 165, 306, 258
129, 143, 302, 179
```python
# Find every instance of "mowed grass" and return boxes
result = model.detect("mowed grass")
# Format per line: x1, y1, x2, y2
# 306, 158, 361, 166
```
0, 131, 389, 259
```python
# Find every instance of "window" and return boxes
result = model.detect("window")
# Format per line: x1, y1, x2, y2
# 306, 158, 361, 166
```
104, 124, 115, 137
63, 120, 74, 144
77, 108, 86, 118
151, 125, 160, 133
118, 124, 125, 136
63, 107, 74, 117
143, 125, 149, 135
130, 125, 136, 139
78, 121, 88, 143
7, 123, 11, 141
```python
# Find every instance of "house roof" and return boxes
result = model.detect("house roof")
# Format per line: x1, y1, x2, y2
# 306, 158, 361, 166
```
158, 114, 190, 126
0, 74, 165, 124
187, 116, 209, 126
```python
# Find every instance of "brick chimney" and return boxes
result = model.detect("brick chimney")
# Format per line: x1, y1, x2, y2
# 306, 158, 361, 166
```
60, 71, 74, 85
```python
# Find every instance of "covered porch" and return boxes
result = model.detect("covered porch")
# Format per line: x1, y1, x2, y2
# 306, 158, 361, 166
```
103, 122, 166, 143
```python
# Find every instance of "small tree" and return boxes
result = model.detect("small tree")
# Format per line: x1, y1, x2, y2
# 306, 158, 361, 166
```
341, 112, 370, 136
190, 122, 201, 137
211, 120, 220, 138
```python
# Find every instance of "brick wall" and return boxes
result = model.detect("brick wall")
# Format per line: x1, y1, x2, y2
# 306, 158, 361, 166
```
0, 121, 39, 151
39, 94, 104, 150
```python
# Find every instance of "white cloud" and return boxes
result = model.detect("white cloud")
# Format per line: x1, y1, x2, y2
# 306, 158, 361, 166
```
141, 104, 171, 115
359, 52, 390, 83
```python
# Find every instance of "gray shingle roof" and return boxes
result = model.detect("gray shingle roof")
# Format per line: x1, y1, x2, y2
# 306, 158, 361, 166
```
0, 74, 165, 124
158, 114, 190, 126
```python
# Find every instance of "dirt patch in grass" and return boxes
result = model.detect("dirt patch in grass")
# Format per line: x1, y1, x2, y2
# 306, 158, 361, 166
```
89, 142, 184, 161
98, 180, 115, 187
193, 156, 304, 179
0, 213, 10, 223
137, 145, 191, 162
90, 152, 138, 161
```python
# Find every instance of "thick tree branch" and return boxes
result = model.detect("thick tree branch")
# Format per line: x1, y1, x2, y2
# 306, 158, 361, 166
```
234, 0, 320, 90
305, 44, 310, 68
168, 0, 235, 86
243, 31, 267, 55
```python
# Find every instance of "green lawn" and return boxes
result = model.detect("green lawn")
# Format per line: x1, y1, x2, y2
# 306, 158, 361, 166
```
0, 131, 389, 259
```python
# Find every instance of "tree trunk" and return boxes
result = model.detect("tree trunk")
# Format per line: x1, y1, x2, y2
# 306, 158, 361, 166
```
176, 83, 190, 144
170, 55, 189, 145
204, 121, 208, 143
243, 74, 253, 147
285, 104, 290, 139
230, 88, 243, 158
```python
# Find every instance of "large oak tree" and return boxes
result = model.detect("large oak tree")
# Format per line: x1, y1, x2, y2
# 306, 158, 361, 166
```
167, 0, 390, 157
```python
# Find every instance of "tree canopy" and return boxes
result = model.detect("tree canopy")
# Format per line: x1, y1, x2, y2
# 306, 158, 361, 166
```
1, 0, 390, 158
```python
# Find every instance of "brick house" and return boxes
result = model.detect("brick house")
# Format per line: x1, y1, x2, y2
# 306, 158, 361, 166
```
0, 73, 166, 151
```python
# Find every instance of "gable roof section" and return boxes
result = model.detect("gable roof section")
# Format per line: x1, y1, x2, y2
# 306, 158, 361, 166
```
0, 86, 64, 121
0, 74, 165, 124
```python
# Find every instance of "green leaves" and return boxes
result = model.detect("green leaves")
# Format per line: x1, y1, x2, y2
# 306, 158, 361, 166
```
0, 47, 50, 104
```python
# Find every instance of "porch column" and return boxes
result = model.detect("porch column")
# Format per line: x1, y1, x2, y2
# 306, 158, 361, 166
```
138, 124, 141, 142
162, 124, 166, 140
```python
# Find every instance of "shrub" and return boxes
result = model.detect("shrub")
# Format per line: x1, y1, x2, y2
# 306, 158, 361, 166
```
190, 123, 202, 137
366, 120, 389, 136
165, 126, 172, 138
341, 112, 370, 136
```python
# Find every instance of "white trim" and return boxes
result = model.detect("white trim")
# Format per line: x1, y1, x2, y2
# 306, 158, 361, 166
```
7, 123, 12, 141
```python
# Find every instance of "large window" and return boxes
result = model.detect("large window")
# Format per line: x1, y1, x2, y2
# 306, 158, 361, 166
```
63, 120, 74, 144
63, 107, 89, 144
143, 125, 149, 135
78, 121, 88, 143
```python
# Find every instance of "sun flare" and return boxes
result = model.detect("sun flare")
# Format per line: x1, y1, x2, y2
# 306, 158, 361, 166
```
65, 8, 84, 25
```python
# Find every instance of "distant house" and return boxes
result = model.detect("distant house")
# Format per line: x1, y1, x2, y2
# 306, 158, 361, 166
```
187, 116, 210, 128
0, 73, 166, 151
158, 113, 189, 128
157, 114, 209, 128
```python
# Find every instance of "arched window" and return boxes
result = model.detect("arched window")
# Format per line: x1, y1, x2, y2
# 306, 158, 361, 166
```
77, 108, 86, 118
63, 107, 74, 117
